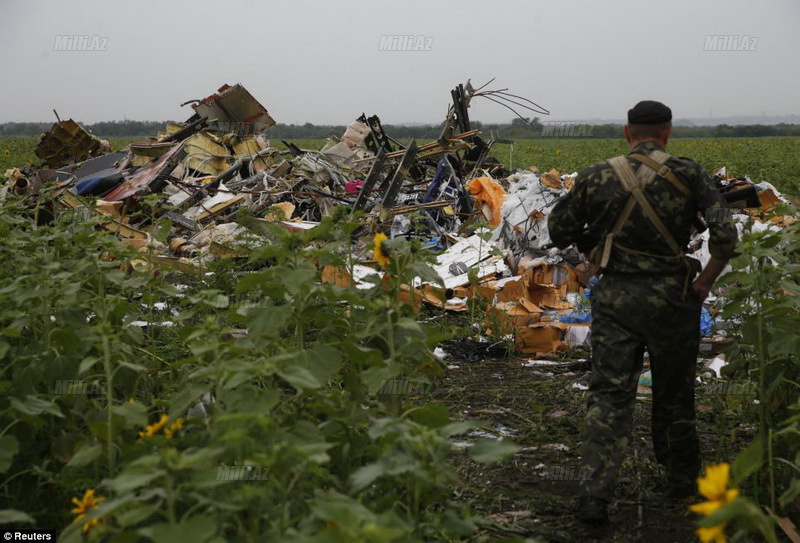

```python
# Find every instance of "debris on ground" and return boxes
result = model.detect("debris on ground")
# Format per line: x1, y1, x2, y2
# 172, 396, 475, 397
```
3, 81, 795, 358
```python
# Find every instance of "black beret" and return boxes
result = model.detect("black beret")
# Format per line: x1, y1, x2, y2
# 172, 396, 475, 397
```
627, 101, 672, 125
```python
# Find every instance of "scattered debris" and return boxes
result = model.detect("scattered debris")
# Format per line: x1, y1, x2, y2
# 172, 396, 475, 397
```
705, 355, 728, 379
35, 116, 111, 168
541, 443, 570, 452
3, 81, 795, 359
433, 347, 450, 361
437, 338, 509, 362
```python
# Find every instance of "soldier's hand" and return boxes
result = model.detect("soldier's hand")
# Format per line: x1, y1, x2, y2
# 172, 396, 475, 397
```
693, 257, 730, 304
692, 279, 712, 303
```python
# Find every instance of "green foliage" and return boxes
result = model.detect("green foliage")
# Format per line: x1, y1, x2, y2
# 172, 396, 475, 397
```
698, 496, 777, 543
495, 137, 800, 197
0, 198, 520, 541
2, 132, 798, 539
713, 207, 800, 535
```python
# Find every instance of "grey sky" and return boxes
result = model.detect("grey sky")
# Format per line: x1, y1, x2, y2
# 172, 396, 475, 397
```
1, 0, 797, 125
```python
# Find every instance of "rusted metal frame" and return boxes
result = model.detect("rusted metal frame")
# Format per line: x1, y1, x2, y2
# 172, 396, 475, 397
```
383, 129, 479, 159
378, 139, 418, 213
351, 147, 387, 213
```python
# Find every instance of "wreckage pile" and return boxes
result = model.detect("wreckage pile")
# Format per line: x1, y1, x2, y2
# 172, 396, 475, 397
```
2, 82, 794, 356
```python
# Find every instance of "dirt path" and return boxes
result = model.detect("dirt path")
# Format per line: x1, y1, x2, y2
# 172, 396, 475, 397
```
434, 341, 748, 542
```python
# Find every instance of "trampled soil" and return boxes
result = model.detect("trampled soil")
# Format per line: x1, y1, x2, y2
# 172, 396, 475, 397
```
432, 337, 753, 543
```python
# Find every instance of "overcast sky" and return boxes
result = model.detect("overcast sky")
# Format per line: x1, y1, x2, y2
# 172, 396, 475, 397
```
1, 0, 798, 125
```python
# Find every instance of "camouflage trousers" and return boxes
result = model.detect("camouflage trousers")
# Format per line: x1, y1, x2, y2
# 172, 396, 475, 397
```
580, 272, 702, 501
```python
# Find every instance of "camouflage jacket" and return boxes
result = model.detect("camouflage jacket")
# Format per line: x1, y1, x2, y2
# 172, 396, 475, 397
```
547, 141, 738, 274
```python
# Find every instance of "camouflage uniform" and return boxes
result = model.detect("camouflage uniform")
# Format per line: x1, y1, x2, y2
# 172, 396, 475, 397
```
547, 140, 738, 502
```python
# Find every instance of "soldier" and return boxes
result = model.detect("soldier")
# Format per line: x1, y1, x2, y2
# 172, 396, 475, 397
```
547, 101, 738, 524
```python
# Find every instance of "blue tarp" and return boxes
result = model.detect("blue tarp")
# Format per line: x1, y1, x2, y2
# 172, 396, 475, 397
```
700, 306, 714, 337
556, 310, 592, 324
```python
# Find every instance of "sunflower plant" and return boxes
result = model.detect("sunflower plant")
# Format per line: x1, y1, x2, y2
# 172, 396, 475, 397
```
70, 489, 105, 534
716, 208, 800, 532
690, 463, 777, 541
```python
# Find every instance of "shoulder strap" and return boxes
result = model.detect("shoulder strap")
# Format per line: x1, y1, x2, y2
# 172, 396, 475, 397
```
606, 156, 684, 257
594, 194, 636, 269
629, 151, 693, 198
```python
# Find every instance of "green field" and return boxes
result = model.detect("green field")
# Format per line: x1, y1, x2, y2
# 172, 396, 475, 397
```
498, 137, 800, 194
1, 132, 797, 540
3, 136, 799, 197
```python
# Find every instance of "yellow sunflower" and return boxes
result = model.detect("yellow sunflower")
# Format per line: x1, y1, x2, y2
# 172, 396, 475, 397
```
690, 463, 740, 542
71, 488, 105, 533
138, 413, 169, 438
696, 525, 727, 543
373, 232, 390, 268
164, 417, 184, 439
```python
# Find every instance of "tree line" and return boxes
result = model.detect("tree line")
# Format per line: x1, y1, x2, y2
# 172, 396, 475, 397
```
1, 118, 799, 139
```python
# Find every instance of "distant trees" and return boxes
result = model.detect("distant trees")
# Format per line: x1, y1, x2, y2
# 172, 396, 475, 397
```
0, 120, 169, 138
0, 122, 53, 137
1, 120, 799, 140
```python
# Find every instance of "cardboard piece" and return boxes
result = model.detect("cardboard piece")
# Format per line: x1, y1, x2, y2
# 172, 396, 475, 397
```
495, 276, 528, 303
758, 188, 782, 212
320, 265, 420, 310
420, 286, 469, 312
539, 169, 563, 190
515, 322, 570, 354
519, 298, 544, 313
528, 282, 571, 309
320, 264, 381, 290
524, 263, 582, 293
264, 202, 295, 221
486, 301, 542, 335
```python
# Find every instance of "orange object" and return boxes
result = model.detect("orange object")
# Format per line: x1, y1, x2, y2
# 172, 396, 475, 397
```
759, 188, 781, 212
486, 301, 542, 335
467, 176, 506, 226
540, 169, 563, 190
515, 322, 570, 354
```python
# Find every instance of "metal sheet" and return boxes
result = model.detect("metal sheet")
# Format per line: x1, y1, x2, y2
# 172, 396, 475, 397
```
193, 83, 276, 133
103, 144, 184, 201
34, 119, 107, 168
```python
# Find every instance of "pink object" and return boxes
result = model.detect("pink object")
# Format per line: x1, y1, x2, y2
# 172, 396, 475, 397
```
346, 180, 365, 194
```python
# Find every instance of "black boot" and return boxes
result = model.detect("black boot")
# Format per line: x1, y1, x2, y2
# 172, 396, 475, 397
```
666, 479, 699, 501
577, 495, 609, 524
